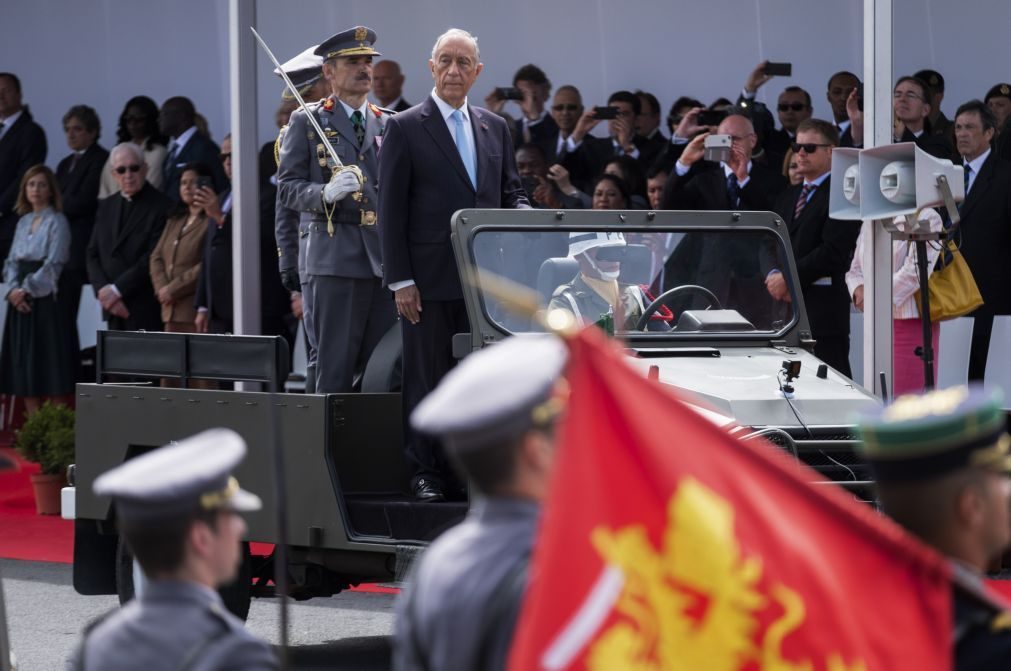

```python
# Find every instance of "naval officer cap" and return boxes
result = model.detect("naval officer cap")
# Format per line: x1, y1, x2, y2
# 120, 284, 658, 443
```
314, 26, 381, 61
412, 334, 568, 454
274, 45, 324, 102
94, 428, 261, 524
855, 385, 1011, 483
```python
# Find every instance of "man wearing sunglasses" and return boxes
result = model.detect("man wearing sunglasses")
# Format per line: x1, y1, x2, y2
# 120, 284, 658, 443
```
545, 85, 583, 165
735, 62, 812, 169
762, 119, 860, 377
86, 142, 170, 332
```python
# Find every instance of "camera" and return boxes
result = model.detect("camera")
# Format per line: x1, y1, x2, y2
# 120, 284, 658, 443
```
696, 109, 727, 127
703, 134, 733, 163
495, 87, 525, 101
593, 106, 620, 120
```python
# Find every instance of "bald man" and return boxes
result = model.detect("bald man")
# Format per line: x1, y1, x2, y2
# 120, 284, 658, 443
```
373, 60, 410, 112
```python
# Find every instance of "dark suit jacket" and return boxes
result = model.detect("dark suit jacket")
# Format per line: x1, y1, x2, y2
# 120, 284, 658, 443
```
378, 96, 529, 301
662, 159, 787, 212
392, 98, 411, 113
512, 113, 559, 159
769, 178, 861, 338
562, 134, 653, 192
956, 152, 1011, 314
194, 189, 291, 325
56, 143, 109, 272
637, 130, 669, 171
0, 107, 47, 258
86, 183, 170, 330
162, 130, 228, 201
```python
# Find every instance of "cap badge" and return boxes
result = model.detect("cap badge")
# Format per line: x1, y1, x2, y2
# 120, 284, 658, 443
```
355, 26, 368, 42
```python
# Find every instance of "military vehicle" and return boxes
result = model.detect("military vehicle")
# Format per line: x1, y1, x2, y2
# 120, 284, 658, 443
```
68, 209, 881, 617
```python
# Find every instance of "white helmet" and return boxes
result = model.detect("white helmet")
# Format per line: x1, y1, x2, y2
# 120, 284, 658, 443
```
567, 231, 626, 258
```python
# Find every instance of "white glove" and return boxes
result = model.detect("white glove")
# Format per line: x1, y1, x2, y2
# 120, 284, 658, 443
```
322, 170, 361, 204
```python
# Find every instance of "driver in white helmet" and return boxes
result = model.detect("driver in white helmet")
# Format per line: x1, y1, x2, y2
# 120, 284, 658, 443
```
548, 231, 672, 332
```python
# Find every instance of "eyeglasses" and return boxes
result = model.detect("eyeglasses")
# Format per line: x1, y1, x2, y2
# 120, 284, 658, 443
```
893, 91, 923, 102
778, 102, 808, 112
113, 164, 142, 174
790, 142, 831, 154
220, 152, 232, 161
552, 104, 580, 112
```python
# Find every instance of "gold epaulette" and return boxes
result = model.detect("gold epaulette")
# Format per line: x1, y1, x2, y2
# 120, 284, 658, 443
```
274, 124, 289, 168
991, 611, 1011, 632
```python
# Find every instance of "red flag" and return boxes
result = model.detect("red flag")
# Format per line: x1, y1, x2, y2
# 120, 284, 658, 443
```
509, 328, 953, 671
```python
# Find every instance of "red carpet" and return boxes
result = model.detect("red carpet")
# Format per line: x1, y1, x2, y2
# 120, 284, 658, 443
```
0, 446, 396, 594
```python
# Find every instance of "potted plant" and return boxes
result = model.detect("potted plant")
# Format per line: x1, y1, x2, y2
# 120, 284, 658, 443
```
14, 402, 75, 515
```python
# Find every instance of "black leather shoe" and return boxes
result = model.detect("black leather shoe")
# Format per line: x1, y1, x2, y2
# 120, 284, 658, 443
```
412, 477, 445, 502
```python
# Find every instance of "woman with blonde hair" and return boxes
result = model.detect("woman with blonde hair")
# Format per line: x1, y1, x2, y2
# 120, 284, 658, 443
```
0, 165, 75, 415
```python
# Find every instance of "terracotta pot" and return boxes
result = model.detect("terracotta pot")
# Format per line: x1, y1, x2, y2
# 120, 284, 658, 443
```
30, 473, 66, 515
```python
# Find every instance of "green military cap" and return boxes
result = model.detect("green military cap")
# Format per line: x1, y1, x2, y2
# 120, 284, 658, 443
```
855, 385, 1011, 482
314, 26, 381, 61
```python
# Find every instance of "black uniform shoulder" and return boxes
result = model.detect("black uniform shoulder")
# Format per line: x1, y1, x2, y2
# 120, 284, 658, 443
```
954, 588, 1011, 670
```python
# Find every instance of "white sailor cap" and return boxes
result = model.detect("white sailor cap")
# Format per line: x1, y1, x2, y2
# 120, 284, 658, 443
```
411, 334, 568, 453
94, 428, 261, 523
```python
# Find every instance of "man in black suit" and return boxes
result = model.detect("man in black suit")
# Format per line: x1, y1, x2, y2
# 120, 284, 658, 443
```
951, 100, 1011, 381
373, 60, 411, 112
735, 63, 814, 171
487, 64, 558, 158
0, 72, 47, 262
378, 27, 530, 501
159, 96, 227, 201
195, 136, 292, 348
564, 90, 649, 190
86, 143, 170, 331
635, 90, 667, 170
56, 105, 109, 345
544, 85, 583, 165
661, 113, 787, 327
915, 69, 952, 139
764, 119, 861, 376
826, 71, 860, 148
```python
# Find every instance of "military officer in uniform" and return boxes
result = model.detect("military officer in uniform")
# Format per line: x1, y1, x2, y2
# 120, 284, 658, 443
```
854, 386, 1011, 670
277, 26, 395, 394
67, 429, 277, 670
273, 45, 327, 393
392, 333, 568, 671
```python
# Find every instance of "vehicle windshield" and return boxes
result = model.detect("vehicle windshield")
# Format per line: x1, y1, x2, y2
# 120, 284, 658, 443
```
471, 227, 797, 337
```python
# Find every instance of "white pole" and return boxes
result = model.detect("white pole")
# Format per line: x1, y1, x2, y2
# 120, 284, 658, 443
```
228, 0, 260, 340
863, 0, 894, 399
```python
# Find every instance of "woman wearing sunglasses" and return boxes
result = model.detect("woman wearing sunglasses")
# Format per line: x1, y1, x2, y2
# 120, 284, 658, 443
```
98, 96, 168, 198
0, 165, 75, 416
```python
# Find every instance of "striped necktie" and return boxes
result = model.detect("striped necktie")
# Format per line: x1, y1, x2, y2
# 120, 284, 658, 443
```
795, 182, 816, 219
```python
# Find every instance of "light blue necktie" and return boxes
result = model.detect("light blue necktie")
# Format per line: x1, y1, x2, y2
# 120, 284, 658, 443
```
451, 109, 477, 189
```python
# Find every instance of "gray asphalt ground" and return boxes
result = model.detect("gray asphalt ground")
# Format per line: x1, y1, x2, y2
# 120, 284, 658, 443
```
1, 559, 396, 670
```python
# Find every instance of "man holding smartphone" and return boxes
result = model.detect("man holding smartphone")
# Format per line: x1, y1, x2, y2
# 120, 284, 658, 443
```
562, 90, 646, 191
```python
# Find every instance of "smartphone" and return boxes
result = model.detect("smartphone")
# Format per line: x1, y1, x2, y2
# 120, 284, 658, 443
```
696, 109, 727, 127
703, 134, 733, 163
495, 86, 525, 101
520, 176, 539, 199
196, 176, 213, 191
763, 62, 793, 77
593, 106, 620, 120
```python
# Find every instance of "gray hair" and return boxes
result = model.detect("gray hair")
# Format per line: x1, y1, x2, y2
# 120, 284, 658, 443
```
431, 28, 480, 61
110, 142, 145, 166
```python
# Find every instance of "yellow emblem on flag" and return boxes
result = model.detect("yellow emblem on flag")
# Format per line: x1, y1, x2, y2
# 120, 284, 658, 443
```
587, 477, 867, 671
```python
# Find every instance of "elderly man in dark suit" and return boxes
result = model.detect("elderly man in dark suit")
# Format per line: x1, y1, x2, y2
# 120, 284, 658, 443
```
278, 27, 395, 394
86, 142, 170, 331
661, 113, 787, 328
159, 96, 227, 201
0, 72, 47, 263
378, 27, 530, 501
950, 100, 1011, 381
763, 119, 861, 376
56, 105, 109, 341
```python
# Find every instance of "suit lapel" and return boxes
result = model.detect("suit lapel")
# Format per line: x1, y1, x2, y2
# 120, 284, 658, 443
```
960, 154, 992, 220
420, 96, 472, 190
333, 105, 361, 150
113, 190, 141, 251
469, 105, 492, 193
363, 105, 384, 154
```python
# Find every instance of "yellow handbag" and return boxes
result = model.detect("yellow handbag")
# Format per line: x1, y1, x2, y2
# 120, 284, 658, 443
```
915, 239, 983, 322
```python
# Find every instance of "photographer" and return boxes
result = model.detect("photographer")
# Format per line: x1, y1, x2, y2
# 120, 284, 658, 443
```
485, 64, 557, 158
563, 90, 647, 191
515, 144, 583, 209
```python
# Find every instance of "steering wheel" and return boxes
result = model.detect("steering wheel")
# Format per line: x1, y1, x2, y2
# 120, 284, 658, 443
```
634, 284, 722, 331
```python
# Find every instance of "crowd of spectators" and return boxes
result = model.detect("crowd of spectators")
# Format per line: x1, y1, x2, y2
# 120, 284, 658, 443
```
2, 55, 1011, 412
